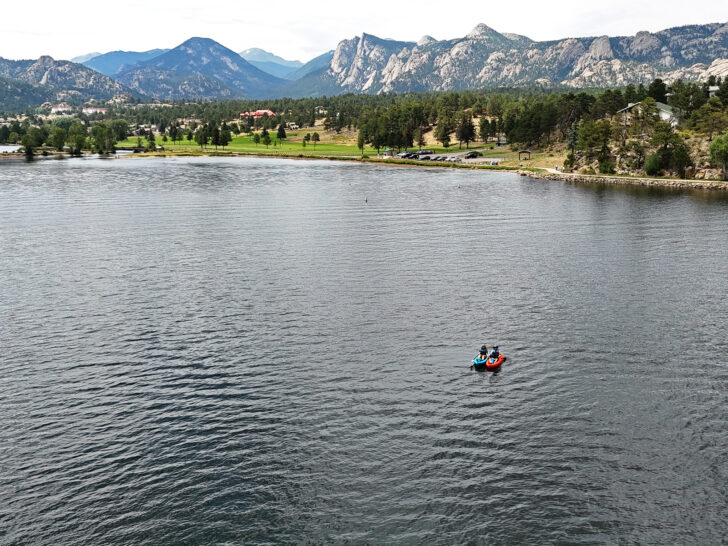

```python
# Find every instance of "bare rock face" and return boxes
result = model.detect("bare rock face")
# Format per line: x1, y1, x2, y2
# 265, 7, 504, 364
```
622, 31, 662, 57
706, 58, 728, 78
571, 36, 614, 75
331, 37, 360, 77
302, 21, 728, 96
662, 58, 728, 83
329, 34, 416, 92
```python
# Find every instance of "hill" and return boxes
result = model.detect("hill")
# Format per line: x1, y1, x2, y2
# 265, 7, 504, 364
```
82, 49, 169, 76
117, 38, 285, 99
0, 55, 134, 109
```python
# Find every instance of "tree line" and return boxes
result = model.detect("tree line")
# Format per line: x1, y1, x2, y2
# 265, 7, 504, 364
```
0, 118, 128, 156
4, 77, 728, 176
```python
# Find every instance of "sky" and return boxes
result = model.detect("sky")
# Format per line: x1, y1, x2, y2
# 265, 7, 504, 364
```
1, 0, 726, 62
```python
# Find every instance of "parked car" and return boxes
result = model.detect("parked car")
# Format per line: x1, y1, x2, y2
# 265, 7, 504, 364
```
464, 152, 479, 159
420, 156, 431, 161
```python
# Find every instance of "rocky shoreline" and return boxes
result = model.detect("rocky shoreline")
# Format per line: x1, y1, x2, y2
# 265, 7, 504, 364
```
520, 170, 728, 191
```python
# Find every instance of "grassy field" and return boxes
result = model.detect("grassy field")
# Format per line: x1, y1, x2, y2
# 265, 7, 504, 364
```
118, 134, 367, 157
117, 128, 568, 170
117, 129, 501, 159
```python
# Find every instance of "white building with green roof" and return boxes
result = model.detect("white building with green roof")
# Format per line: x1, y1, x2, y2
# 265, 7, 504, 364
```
616, 101, 678, 127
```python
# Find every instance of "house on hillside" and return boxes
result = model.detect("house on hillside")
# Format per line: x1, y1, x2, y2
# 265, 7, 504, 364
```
708, 86, 720, 97
240, 109, 276, 120
616, 101, 678, 127
83, 107, 108, 115
51, 104, 73, 114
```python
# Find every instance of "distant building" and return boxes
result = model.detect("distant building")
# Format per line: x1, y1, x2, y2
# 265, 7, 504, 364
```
51, 104, 72, 114
616, 101, 678, 127
708, 86, 720, 97
82, 107, 108, 115
107, 94, 132, 104
241, 109, 276, 120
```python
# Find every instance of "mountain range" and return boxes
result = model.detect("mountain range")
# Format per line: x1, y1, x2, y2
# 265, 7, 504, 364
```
311, 23, 728, 95
2, 22, 728, 111
0, 55, 133, 106
114, 38, 285, 100
239, 48, 303, 79
82, 49, 170, 76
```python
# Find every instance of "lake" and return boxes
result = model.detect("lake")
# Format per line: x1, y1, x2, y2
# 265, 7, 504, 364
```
1, 157, 727, 544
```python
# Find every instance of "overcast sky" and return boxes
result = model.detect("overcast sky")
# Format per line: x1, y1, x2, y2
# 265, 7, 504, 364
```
2, 0, 726, 62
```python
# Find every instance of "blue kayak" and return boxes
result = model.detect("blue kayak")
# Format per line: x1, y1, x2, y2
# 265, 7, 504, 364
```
473, 353, 505, 370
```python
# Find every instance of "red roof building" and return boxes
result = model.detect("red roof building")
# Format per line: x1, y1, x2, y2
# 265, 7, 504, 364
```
241, 109, 276, 120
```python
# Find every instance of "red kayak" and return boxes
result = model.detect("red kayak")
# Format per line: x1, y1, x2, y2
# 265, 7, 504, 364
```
473, 353, 505, 370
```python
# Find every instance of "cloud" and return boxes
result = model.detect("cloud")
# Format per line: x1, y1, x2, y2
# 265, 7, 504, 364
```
0, 0, 724, 61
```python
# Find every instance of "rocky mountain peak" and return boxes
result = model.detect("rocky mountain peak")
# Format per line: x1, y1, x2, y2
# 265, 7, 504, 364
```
182, 37, 216, 48
466, 24, 501, 40
116, 36, 283, 100
417, 35, 436, 47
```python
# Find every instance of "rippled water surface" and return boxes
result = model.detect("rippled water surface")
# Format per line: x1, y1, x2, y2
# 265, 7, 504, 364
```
1, 157, 727, 544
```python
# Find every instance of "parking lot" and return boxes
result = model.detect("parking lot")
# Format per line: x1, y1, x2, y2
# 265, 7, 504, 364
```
392, 149, 503, 165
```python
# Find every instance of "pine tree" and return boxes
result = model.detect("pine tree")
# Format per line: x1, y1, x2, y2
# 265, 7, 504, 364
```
220, 126, 232, 149
416, 127, 426, 149
435, 122, 450, 148
478, 116, 489, 142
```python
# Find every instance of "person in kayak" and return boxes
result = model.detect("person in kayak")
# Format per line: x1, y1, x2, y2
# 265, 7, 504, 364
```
489, 346, 500, 359
476, 345, 488, 360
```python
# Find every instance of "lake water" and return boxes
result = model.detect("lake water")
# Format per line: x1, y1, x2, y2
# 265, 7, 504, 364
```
1, 157, 727, 544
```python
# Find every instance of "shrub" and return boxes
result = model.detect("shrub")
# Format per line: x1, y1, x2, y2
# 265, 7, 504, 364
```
644, 153, 663, 176
671, 144, 692, 179
599, 159, 616, 174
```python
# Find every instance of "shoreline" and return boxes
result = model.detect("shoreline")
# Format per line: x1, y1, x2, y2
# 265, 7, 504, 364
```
520, 169, 728, 191
130, 150, 728, 190
7, 149, 728, 190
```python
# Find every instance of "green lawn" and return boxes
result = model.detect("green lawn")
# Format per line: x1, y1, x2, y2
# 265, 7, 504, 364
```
118, 134, 367, 157
117, 134, 499, 158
